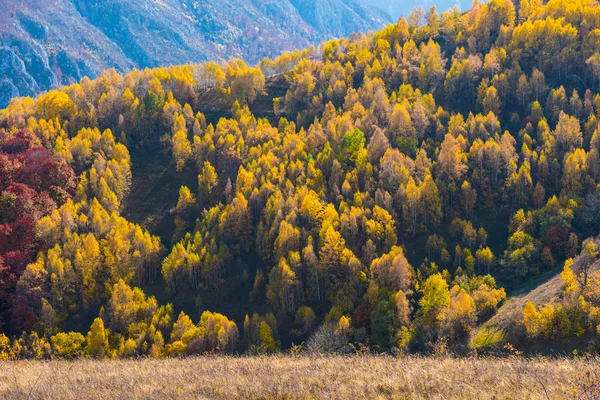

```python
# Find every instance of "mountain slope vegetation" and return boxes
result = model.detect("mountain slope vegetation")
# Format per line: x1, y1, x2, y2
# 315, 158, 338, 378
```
0, 0, 389, 108
1, 0, 600, 360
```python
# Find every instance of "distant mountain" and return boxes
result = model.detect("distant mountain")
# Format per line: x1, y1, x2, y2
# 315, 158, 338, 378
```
0, 0, 390, 107
363, 0, 463, 19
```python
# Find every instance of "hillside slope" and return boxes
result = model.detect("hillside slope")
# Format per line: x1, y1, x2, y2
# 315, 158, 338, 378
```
0, 0, 389, 107
473, 245, 600, 353
364, 0, 461, 18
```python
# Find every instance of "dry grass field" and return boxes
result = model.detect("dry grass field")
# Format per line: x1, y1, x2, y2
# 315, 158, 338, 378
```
1, 355, 600, 399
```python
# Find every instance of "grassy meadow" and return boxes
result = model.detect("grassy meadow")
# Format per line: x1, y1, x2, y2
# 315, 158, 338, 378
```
1, 355, 599, 399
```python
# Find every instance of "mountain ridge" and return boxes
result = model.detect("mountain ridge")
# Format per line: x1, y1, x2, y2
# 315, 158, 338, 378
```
363, 0, 462, 19
0, 0, 390, 108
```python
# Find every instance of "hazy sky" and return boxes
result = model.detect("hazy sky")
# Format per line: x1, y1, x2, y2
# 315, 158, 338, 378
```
364, 0, 463, 19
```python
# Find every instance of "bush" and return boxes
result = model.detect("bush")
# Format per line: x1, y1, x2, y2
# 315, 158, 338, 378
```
51, 332, 86, 359
306, 323, 352, 354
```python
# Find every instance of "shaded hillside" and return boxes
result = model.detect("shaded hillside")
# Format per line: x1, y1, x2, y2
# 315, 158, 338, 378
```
122, 73, 292, 244
0, 0, 389, 107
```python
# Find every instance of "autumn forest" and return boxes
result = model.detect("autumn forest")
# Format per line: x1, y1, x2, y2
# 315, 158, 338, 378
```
1, 0, 600, 365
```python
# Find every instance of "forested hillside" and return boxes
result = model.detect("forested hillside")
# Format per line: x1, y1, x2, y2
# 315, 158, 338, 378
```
0, 0, 389, 108
1, 0, 600, 360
